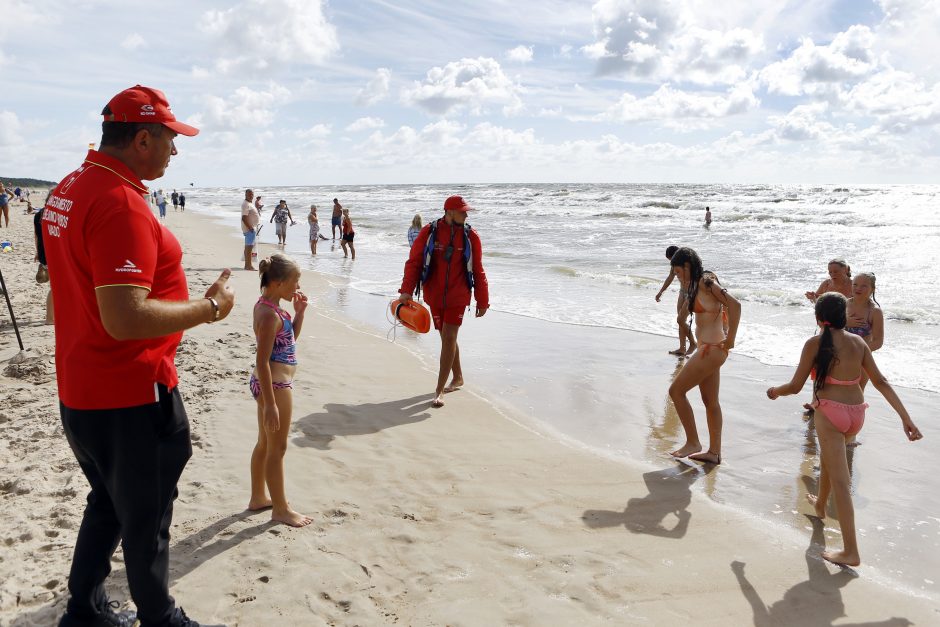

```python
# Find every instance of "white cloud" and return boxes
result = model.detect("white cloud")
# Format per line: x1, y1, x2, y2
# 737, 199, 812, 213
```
601, 84, 759, 123
120, 33, 146, 51
844, 70, 940, 133
759, 25, 877, 96
191, 66, 210, 79
0, 110, 23, 146
346, 117, 385, 132
584, 0, 763, 85
768, 102, 832, 141
200, 0, 339, 74
506, 45, 534, 63
558, 44, 573, 59
191, 84, 291, 132
297, 123, 332, 139
401, 57, 524, 116
355, 68, 391, 106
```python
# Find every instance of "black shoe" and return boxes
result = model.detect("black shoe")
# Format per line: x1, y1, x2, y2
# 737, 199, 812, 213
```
59, 600, 138, 627
168, 607, 227, 627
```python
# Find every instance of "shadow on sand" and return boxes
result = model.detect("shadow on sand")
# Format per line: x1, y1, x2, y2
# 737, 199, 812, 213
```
731, 516, 912, 627
12, 510, 273, 626
581, 461, 711, 538
292, 393, 434, 450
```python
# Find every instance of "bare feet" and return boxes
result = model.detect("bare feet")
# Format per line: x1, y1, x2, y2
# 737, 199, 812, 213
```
670, 442, 702, 458
686, 343, 697, 355
248, 497, 273, 511
245, 266, 256, 271
689, 450, 721, 464
431, 393, 445, 408
803, 402, 815, 413
443, 378, 463, 393
806, 494, 826, 519
822, 549, 860, 567
846, 435, 861, 448
272, 508, 313, 527
668, 348, 686, 356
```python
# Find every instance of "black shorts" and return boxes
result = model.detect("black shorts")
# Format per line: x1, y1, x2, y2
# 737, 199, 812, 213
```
343, 233, 355, 242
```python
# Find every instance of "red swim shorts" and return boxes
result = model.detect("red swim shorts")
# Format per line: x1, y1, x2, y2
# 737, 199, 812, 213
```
430, 306, 465, 330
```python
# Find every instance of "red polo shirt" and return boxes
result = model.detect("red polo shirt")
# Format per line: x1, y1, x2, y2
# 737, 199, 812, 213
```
43, 150, 189, 409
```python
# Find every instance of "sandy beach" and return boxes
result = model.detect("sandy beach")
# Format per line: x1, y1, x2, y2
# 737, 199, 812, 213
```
1, 201, 937, 626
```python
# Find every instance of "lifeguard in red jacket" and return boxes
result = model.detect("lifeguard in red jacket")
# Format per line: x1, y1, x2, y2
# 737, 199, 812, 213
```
399, 195, 489, 407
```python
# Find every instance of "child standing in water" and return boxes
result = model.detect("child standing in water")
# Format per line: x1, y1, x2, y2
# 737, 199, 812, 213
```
655, 244, 696, 356
767, 293, 921, 566
249, 254, 313, 527
308, 204, 321, 255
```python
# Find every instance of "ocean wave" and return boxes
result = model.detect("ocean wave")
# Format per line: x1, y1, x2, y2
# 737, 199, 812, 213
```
638, 200, 680, 209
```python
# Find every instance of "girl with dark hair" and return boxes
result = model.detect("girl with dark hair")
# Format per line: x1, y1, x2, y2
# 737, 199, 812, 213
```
248, 254, 313, 527
767, 292, 922, 566
667, 247, 741, 464
655, 245, 696, 356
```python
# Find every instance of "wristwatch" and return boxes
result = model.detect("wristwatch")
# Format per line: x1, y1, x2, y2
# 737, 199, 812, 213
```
206, 297, 220, 323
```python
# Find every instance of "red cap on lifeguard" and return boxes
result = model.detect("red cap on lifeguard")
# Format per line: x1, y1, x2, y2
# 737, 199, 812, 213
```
443, 195, 473, 212
103, 85, 199, 136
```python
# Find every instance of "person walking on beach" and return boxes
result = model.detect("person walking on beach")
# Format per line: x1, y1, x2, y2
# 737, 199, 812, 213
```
155, 188, 167, 219
340, 207, 356, 259
171, 189, 179, 211
248, 254, 313, 527
767, 293, 921, 567
0, 181, 9, 227
408, 213, 422, 247
241, 188, 259, 270
270, 199, 296, 247
44, 84, 233, 627
655, 245, 696, 356
308, 205, 322, 255
667, 247, 741, 464
398, 195, 489, 408
704, 206, 712, 226
178, 191, 185, 211
331, 197, 342, 240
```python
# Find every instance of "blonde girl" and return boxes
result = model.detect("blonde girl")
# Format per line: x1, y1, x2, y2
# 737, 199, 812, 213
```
308, 205, 320, 255
408, 213, 423, 248
248, 254, 312, 527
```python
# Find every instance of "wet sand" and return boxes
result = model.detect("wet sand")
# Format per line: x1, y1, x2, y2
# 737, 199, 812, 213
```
1, 204, 937, 625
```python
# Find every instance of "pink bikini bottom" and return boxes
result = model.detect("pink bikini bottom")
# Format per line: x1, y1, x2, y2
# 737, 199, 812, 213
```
813, 399, 868, 435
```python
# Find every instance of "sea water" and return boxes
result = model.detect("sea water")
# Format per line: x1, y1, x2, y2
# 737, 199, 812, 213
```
189, 182, 940, 393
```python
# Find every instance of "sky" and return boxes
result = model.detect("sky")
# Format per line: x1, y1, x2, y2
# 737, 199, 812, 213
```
2, 0, 940, 186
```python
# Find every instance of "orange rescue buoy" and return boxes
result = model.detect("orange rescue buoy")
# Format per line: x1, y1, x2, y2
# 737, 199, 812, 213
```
390, 298, 431, 333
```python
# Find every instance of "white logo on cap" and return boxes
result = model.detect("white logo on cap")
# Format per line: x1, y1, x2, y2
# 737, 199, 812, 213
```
141, 105, 154, 111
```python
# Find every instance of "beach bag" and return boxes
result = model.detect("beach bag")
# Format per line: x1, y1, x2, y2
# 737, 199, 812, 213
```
36, 264, 49, 283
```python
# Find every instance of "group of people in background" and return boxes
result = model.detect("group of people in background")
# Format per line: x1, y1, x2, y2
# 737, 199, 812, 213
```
240, 190, 356, 265
655, 245, 921, 568
150, 188, 185, 219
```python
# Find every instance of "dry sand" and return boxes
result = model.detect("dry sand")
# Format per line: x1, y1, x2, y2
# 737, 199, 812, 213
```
0, 199, 936, 625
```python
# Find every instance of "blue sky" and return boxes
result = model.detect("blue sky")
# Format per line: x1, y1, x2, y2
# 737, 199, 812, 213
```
2, 0, 939, 185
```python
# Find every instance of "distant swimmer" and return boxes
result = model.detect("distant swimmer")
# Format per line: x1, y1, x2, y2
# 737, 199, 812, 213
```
655, 245, 696, 356
767, 293, 921, 567
704, 206, 712, 226
667, 247, 741, 465
398, 195, 489, 408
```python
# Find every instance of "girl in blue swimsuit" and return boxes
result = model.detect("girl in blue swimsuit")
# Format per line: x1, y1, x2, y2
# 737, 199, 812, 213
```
248, 254, 313, 527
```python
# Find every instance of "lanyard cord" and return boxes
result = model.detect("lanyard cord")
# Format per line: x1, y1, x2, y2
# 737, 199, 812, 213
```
83, 159, 148, 193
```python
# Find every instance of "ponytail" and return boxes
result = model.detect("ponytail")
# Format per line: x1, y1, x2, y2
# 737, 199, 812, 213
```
259, 253, 299, 289
813, 293, 847, 401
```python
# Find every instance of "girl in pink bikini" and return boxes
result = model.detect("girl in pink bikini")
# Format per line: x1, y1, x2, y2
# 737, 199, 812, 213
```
248, 254, 313, 527
766, 292, 922, 566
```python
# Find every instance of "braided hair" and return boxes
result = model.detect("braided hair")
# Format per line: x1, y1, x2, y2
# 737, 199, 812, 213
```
814, 292, 847, 401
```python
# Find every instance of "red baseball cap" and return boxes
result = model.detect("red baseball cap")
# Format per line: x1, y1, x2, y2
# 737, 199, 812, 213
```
443, 195, 473, 212
103, 85, 199, 136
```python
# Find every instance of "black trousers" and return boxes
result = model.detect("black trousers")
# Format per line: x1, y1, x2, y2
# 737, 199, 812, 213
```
60, 385, 192, 626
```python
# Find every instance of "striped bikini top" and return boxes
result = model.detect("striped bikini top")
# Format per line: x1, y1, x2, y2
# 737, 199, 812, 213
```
256, 297, 297, 365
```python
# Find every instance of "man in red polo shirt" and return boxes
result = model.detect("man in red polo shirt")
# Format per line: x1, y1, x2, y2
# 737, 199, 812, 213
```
44, 85, 233, 627
399, 195, 489, 408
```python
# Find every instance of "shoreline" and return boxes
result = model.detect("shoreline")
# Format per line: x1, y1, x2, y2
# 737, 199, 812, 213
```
1, 204, 937, 624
